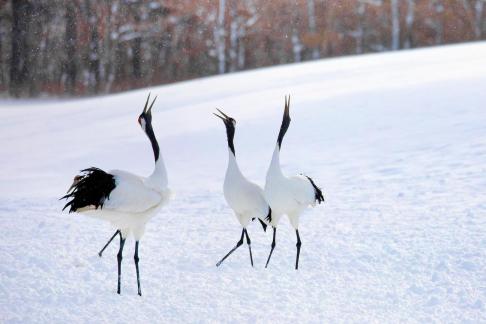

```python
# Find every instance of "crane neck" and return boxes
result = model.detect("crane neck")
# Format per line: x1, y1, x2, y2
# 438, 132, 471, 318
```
145, 123, 160, 162
268, 144, 284, 178
225, 123, 235, 156
145, 123, 168, 190
226, 149, 243, 179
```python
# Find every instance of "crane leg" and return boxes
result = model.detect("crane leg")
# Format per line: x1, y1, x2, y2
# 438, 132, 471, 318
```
216, 229, 244, 267
265, 227, 277, 268
295, 229, 302, 270
98, 230, 120, 257
134, 241, 142, 296
243, 229, 254, 267
116, 235, 126, 294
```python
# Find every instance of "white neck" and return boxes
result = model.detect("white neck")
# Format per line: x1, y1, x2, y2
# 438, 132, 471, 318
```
145, 153, 168, 191
226, 149, 244, 180
267, 144, 284, 178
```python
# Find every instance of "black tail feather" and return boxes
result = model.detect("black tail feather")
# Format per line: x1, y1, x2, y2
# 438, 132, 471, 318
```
265, 207, 272, 223
304, 175, 324, 204
258, 219, 267, 232
61, 167, 116, 213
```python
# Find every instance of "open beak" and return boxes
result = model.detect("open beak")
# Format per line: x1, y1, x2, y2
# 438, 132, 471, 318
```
213, 108, 229, 121
143, 93, 151, 113
143, 92, 158, 114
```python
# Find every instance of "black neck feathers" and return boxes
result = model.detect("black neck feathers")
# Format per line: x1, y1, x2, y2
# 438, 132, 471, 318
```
225, 122, 236, 156
277, 96, 291, 149
214, 109, 236, 156
145, 123, 160, 162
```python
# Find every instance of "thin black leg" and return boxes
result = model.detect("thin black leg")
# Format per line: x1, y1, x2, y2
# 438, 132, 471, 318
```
216, 229, 245, 267
295, 229, 302, 270
134, 241, 141, 296
265, 227, 277, 268
243, 229, 254, 267
117, 235, 126, 294
98, 230, 120, 257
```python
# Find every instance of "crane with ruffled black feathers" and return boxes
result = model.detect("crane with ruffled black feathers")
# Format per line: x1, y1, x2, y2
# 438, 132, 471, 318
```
61, 93, 171, 295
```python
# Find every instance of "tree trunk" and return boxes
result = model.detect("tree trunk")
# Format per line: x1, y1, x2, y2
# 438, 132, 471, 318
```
229, 1, 238, 72
86, 0, 100, 94
64, 3, 77, 95
391, 0, 400, 50
355, 1, 366, 54
306, 0, 320, 59
291, 30, 303, 62
132, 10, 142, 80
404, 0, 415, 49
216, 0, 226, 74
474, 0, 484, 39
133, 36, 142, 79
432, 0, 444, 45
10, 0, 33, 97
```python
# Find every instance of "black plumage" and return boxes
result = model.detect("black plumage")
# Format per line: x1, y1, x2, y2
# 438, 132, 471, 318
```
277, 96, 291, 149
265, 206, 272, 223
305, 175, 325, 204
61, 167, 116, 213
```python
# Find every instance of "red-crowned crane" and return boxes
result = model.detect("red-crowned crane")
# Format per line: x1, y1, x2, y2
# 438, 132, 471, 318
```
61, 93, 171, 295
214, 109, 271, 267
264, 96, 324, 270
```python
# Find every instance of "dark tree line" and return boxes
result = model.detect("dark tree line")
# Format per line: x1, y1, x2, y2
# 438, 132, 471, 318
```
0, 0, 485, 97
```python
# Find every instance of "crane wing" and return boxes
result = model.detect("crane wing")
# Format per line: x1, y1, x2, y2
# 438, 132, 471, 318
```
224, 180, 269, 219
103, 170, 163, 213
289, 175, 317, 207
238, 181, 270, 219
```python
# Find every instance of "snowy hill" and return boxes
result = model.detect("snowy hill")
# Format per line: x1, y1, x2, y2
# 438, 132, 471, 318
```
1, 42, 486, 323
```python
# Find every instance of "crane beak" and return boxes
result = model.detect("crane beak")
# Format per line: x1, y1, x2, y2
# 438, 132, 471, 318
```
213, 108, 229, 122
213, 112, 225, 121
147, 95, 157, 114
215, 108, 230, 119
142, 93, 157, 115
143, 93, 151, 113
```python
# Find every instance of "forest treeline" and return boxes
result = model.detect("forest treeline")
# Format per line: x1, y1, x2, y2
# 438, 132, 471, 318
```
0, 0, 485, 97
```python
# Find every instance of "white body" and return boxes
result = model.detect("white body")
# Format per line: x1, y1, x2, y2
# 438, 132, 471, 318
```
224, 151, 269, 228
79, 157, 171, 240
264, 145, 316, 229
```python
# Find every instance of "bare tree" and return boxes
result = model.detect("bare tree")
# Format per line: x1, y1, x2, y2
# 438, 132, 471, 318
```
64, 2, 78, 95
461, 0, 485, 39
2, 0, 486, 98
352, 0, 367, 54
229, 1, 239, 72
404, 0, 415, 48
306, 0, 320, 59
391, 0, 400, 50
475, 0, 485, 38
84, 0, 100, 94
9, 0, 33, 97
216, 0, 226, 74
428, 0, 445, 45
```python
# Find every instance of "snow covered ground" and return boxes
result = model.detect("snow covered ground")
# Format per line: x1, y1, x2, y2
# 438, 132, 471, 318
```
1, 42, 486, 323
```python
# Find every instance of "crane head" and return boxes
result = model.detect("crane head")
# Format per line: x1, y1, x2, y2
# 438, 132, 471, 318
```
138, 93, 157, 131
213, 108, 236, 129
214, 108, 236, 155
